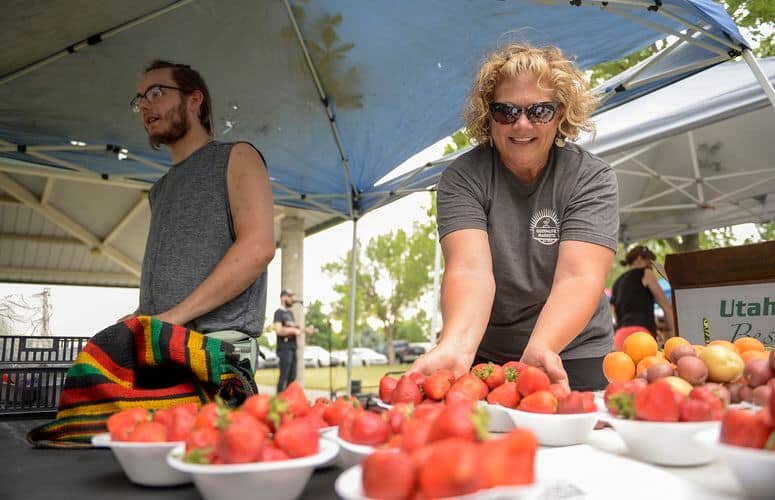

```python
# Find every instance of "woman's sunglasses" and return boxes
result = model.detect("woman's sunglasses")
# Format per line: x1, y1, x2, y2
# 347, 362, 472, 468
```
489, 101, 559, 125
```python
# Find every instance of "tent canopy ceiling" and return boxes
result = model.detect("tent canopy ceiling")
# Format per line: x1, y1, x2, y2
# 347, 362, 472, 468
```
0, 0, 750, 286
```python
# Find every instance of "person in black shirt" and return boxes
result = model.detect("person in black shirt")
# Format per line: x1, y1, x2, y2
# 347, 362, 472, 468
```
610, 246, 674, 349
274, 289, 302, 392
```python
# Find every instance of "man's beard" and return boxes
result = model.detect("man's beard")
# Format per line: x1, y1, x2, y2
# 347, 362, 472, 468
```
148, 101, 189, 150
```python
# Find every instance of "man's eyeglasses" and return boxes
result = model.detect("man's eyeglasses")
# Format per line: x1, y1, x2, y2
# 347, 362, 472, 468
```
130, 85, 183, 113
489, 101, 559, 125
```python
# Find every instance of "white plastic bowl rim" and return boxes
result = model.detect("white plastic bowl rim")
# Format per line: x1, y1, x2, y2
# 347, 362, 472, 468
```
329, 429, 385, 456
91, 432, 184, 449
166, 437, 340, 474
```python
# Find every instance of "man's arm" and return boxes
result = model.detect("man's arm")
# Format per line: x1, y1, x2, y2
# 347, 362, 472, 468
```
522, 240, 615, 388
274, 321, 301, 337
155, 143, 275, 326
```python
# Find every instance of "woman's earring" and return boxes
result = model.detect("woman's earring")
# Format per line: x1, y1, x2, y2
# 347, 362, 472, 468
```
554, 136, 566, 148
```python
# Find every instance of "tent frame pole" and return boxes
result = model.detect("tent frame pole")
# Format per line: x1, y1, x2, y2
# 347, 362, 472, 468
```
742, 49, 775, 110
346, 218, 358, 395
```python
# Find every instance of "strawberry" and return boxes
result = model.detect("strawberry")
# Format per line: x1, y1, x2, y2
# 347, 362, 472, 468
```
423, 372, 452, 401
242, 394, 272, 425
107, 408, 150, 441
472, 362, 506, 389
323, 396, 360, 426
518, 390, 557, 414
549, 383, 571, 400
557, 391, 596, 414
721, 409, 773, 449
418, 438, 485, 498
259, 443, 290, 461
168, 404, 197, 441
428, 401, 489, 442
184, 426, 219, 463
770, 379, 775, 422
349, 411, 392, 446
504, 361, 529, 376
516, 366, 551, 396
689, 386, 724, 420
275, 417, 319, 457
479, 428, 538, 488
605, 380, 646, 419
152, 408, 174, 429
392, 375, 423, 405
194, 403, 219, 430
679, 398, 713, 422
387, 403, 414, 434
634, 379, 680, 422
449, 374, 488, 401
400, 417, 433, 452
363, 450, 416, 500
217, 411, 267, 463
409, 371, 427, 388
486, 381, 520, 409
278, 381, 310, 417
413, 402, 444, 422
435, 368, 456, 384
379, 376, 398, 404
128, 421, 167, 442
338, 409, 358, 442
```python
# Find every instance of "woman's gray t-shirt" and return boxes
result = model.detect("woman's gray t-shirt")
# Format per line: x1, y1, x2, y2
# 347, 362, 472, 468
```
138, 141, 268, 337
436, 143, 618, 361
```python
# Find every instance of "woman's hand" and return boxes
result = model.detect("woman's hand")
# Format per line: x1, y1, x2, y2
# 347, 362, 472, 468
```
521, 343, 570, 392
409, 342, 475, 379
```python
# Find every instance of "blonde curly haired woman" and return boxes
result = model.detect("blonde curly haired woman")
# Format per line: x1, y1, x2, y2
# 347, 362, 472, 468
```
412, 43, 619, 391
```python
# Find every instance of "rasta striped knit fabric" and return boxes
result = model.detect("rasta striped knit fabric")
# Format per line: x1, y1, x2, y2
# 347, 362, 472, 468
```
27, 316, 256, 448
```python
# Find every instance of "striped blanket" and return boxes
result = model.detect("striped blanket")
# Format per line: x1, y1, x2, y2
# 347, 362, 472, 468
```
27, 316, 256, 448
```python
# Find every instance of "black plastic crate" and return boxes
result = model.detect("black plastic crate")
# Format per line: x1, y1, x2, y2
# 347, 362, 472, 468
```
0, 336, 88, 366
0, 367, 68, 416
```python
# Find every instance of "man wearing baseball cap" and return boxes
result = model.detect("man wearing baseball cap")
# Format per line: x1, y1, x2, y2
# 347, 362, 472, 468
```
274, 289, 302, 392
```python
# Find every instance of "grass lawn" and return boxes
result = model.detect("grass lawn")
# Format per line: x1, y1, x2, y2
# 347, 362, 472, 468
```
254, 364, 409, 393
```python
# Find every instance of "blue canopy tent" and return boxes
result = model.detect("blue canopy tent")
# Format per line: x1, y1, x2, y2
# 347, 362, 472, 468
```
0, 0, 758, 387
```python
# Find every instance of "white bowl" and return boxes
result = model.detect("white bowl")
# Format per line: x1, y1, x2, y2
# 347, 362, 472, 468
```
479, 402, 516, 433
91, 433, 191, 486
166, 437, 339, 500
328, 429, 383, 468
695, 427, 775, 499
499, 406, 600, 446
604, 417, 720, 466
335, 464, 545, 500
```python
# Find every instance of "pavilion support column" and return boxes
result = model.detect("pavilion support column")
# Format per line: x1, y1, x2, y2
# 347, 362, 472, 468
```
280, 215, 306, 385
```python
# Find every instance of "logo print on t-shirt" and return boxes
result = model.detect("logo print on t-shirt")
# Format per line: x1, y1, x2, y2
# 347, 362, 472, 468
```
529, 208, 560, 245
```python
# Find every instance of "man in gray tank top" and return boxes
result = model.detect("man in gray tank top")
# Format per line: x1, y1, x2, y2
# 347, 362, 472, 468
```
120, 61, 275, 347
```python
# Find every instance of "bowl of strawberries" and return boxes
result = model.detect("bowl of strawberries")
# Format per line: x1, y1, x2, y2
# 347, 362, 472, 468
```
694, 380, 775, 500
92, 403, 198, 486
602, 378, 723, 466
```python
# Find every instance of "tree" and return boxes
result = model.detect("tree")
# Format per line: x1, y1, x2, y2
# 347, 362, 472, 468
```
303, 300, 347, 350
394, 310, 432, 343
323, 209, 437, 363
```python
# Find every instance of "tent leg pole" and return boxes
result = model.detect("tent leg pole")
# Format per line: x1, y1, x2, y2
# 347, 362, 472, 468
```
346, 219, 358, 395
742, 49, 775, 109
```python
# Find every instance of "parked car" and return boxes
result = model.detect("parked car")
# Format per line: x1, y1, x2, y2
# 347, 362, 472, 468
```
351, 347, 388, 366
409, 342, 434, 354
378, 340, 423, 364
303, 345, 333, 367
257, 345, 279, 369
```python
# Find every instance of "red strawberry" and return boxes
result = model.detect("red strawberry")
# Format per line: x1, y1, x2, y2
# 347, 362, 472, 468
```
338, 408, 358, 443
721, 409, 773, 449
634, 379, 680, 422
242, 394, 272, 425
409, 371, 427, 388
479, 428, 538, 488
217, 412, 267, 463
349, 411, 392, 446
387, 403, 414, 434
486, 381, 520, 409
379, 376, 398, 404
504, 361, 529, 375
418, 438, 485, 498
605, 380, 646, 419
549, 383, 571, 400
128, 421, 167, 442
413, 402, 444, 422
323, 396, 360, 426
428, 402, 489, 442
689, 386, 724, 420
363, 450, 416, 500
770, 379, 775, 422
194, 403, 219, 430
152, 408, 173, 429
278, 381, 310, 417
423, 372, 452, 401
400, 417, 433, 452
168, 404, 197, 441
518, 390, 557, 414
516, 366, 550, 396
679, 398, 713, 422
392, 375, 423, 405
107, 408, 150, 441
449, 374, 488, 401
435, 368, 456, 384
557, 391, 596, 414
472, 362, 506, 389
275, 418, 319, 457
184, 427, 219, 463
260, 443, 290, 461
